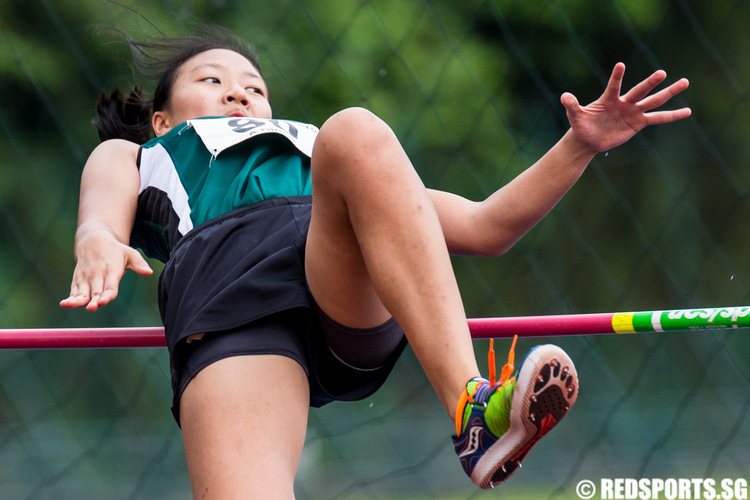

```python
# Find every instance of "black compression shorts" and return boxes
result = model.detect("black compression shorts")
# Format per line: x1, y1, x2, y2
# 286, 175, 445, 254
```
160, 196, 408, 425
170, 301, 407, 426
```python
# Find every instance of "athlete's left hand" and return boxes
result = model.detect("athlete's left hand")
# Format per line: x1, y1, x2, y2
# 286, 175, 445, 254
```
561, 63, 691, 153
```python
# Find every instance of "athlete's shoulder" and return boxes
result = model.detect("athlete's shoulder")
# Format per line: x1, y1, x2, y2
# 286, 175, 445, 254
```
88, 138, 140, 166
94, 138, 140, 153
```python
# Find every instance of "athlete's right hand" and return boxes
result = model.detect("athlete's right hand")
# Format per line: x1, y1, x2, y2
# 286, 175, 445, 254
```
60, 229, 153, 311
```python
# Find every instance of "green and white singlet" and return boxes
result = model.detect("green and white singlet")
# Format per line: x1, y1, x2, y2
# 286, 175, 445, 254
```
133, 117, 319, 352
133, 117, 407, 411
133, 117, 318, 261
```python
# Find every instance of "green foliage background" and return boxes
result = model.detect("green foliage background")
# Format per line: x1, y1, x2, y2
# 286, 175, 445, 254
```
1, 1, 749, 498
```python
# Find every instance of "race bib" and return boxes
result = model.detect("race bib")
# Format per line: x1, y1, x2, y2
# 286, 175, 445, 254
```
187, 117, 319, 158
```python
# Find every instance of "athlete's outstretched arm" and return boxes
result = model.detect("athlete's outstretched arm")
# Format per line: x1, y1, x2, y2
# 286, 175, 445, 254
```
431, 63, 691, 256
60, 139, 152, 311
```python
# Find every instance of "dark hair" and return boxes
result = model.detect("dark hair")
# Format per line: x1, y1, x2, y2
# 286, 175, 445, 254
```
94, 24, 263, 144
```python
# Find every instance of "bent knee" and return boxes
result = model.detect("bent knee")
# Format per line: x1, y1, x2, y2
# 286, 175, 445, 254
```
323, 107, 386, 134
312, 107, 397, 166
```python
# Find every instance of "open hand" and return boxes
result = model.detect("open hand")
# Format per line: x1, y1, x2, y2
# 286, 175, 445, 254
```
561, 63, 691, 153
60, 230, 152, 312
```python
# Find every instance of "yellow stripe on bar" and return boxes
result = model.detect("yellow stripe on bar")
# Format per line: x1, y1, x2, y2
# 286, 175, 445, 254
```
612, 312, 636, 333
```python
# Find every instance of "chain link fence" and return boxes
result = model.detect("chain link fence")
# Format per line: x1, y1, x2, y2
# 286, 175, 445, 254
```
1, 0, 749, 498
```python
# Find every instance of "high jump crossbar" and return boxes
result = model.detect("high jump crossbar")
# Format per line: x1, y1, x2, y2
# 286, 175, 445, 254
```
1, 306, 749, 349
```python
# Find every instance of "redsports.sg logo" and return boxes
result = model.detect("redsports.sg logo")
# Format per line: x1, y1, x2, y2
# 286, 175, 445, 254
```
576, 478, 748, 500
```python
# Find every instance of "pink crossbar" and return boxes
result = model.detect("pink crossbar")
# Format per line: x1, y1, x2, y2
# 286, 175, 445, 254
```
0, 314, 615, 349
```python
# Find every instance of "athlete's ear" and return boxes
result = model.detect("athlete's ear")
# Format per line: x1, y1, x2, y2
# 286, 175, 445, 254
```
152, 111, 172, 137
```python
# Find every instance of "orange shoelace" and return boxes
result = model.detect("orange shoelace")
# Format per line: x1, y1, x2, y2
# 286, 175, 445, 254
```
455, 334, 518, 436
491, 334, 518, 386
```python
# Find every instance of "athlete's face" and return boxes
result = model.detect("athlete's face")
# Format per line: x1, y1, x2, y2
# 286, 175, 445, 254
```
152, 48, 272, 136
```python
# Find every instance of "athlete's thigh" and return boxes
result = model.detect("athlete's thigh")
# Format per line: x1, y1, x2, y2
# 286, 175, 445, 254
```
304, 110, 394, 329
305, 201, 392, 329
179, 354, 309, 499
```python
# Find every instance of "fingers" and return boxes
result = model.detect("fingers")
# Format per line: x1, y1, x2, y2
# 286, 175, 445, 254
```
643, 107, 693, 126
560, 92, 581, 118
92, 270, 124, 310
60, 276, 95, 310
60, 274, 119, 311
608, 64, 691, 126
619, 63, 689, 110
60, 241, 152, 311
633, 74, 691, 124
61, 256, 138, 311
126, 249, 154, 276
638, 77, 690, 111
602, 62, 626, 100
62, 259, 151, 311
59, 294, 89, 309
84, 275, 106, 311
560, 91, 579, 109
621, 68, 667, 104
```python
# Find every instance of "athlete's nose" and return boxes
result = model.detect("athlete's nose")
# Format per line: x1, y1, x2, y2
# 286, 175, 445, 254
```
224, 85, 248, 106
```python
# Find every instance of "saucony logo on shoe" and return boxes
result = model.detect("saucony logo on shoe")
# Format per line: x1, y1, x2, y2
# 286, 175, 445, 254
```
458, 426, 484, 458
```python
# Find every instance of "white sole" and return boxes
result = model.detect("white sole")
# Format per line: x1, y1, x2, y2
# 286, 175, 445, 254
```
471, 344, 579, 488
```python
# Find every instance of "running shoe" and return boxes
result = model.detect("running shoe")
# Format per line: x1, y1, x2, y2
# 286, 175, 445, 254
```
453, 337, 578, 488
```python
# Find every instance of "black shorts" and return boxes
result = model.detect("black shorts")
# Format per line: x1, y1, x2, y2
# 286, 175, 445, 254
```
159, 196, 408, 425
170, 302, 407, 425
158, 197, 317, 354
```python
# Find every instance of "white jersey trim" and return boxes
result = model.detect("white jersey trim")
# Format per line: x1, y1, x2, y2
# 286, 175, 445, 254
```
139, 143, 194, 236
